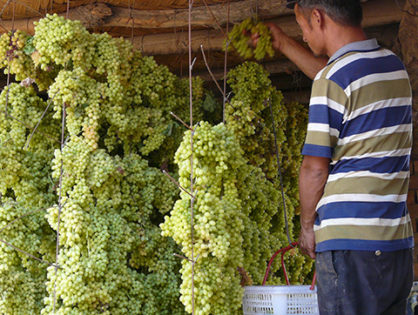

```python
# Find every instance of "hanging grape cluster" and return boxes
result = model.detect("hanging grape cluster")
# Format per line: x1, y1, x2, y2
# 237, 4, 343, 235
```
0, 13, 311, 315
225, 18, 275, 61
162, 122, 248, 314
0, 84, 57, 315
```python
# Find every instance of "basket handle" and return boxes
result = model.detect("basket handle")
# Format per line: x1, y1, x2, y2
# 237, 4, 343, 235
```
262, 241, 316, 290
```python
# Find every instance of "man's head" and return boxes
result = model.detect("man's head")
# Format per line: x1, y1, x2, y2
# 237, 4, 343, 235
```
291, 0, 364, 56
291, 0, 363, 27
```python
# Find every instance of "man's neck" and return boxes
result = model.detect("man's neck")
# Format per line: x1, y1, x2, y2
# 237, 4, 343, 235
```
325, 25, 367, 57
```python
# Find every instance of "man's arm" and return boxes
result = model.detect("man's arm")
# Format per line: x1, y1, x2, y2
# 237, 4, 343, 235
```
252, 23, 328, 80
298, 155, 330, 259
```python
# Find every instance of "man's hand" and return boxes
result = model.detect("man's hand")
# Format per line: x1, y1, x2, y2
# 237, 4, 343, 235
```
251, 23, 288, 52
252, 22, 327, 79
299, 226, 316, 259
266, 23, 288, 52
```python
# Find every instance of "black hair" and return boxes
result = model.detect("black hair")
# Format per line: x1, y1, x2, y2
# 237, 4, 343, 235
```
287, 0, 363, 27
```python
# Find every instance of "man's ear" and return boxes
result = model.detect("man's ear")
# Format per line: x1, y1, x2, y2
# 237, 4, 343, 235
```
311, 8, 324, 29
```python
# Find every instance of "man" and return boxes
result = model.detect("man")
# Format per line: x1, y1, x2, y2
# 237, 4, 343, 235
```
255, 0, 414, 314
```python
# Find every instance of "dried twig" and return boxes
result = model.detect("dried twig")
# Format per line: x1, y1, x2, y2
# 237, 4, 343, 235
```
200, 45, 226, 100
0, 238, 58, 267
2, 110, 60, 144
66, 0, 70, 19
53, 102, 66, 313
174, 253, 200, 263
4, 1, 16, 118
188, 1, 196, 314
223, 0, 230, 123
24, 89, 59, 150
11, 0, 15, 30
267, 98, 292, 246
174, 253, 194, 263
0, 207, 47, 234
5, 0, 45, 18
162, 170, 194, 199
0, 0, 12, 18
170, 111, 193, 131
4, 62, 11, 117
201, 0, 226, 35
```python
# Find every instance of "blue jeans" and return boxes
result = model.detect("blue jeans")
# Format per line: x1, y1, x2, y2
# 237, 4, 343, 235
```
316, 249, 413, 315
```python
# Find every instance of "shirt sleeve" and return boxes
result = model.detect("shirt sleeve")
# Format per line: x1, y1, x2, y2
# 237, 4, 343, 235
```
302, 77, 347, 158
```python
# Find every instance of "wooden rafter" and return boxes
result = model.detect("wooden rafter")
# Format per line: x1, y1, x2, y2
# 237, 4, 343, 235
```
134, 0, 405, 55
106, 0, 291, 30
0, 3, 112, 33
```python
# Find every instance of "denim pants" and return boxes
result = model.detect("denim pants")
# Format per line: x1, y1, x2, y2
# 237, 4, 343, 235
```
315, 249, 413, 315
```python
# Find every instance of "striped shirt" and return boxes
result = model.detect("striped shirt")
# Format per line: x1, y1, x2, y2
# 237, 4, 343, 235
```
302, 39, 414, 252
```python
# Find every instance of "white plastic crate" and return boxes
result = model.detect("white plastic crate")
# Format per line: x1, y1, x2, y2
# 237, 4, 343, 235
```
243, 285, 319, 315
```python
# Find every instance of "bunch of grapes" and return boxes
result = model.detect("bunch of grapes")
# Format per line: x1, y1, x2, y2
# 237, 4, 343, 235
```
226, 62, 286, 179
0, 31, 56, 90
161, 122, 247, 314
0, 84, 57, 314
225, 18, 274, 61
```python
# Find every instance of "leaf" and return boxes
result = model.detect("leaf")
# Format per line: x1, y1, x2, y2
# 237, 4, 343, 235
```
202, 92, 218, 113
163, 121, 174, 136
23, 36, 35, 56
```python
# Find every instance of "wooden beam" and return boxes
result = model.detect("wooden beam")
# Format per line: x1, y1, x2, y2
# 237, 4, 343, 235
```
0, 0, 290, 34
133, 0, 405, 55
97, 0, 242, 10
0, 3, 112, 34
105, 0, 292, 30
0, 0, 242, 19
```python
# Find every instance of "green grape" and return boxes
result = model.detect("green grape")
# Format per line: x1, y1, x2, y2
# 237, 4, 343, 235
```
225, 18, 274, 61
